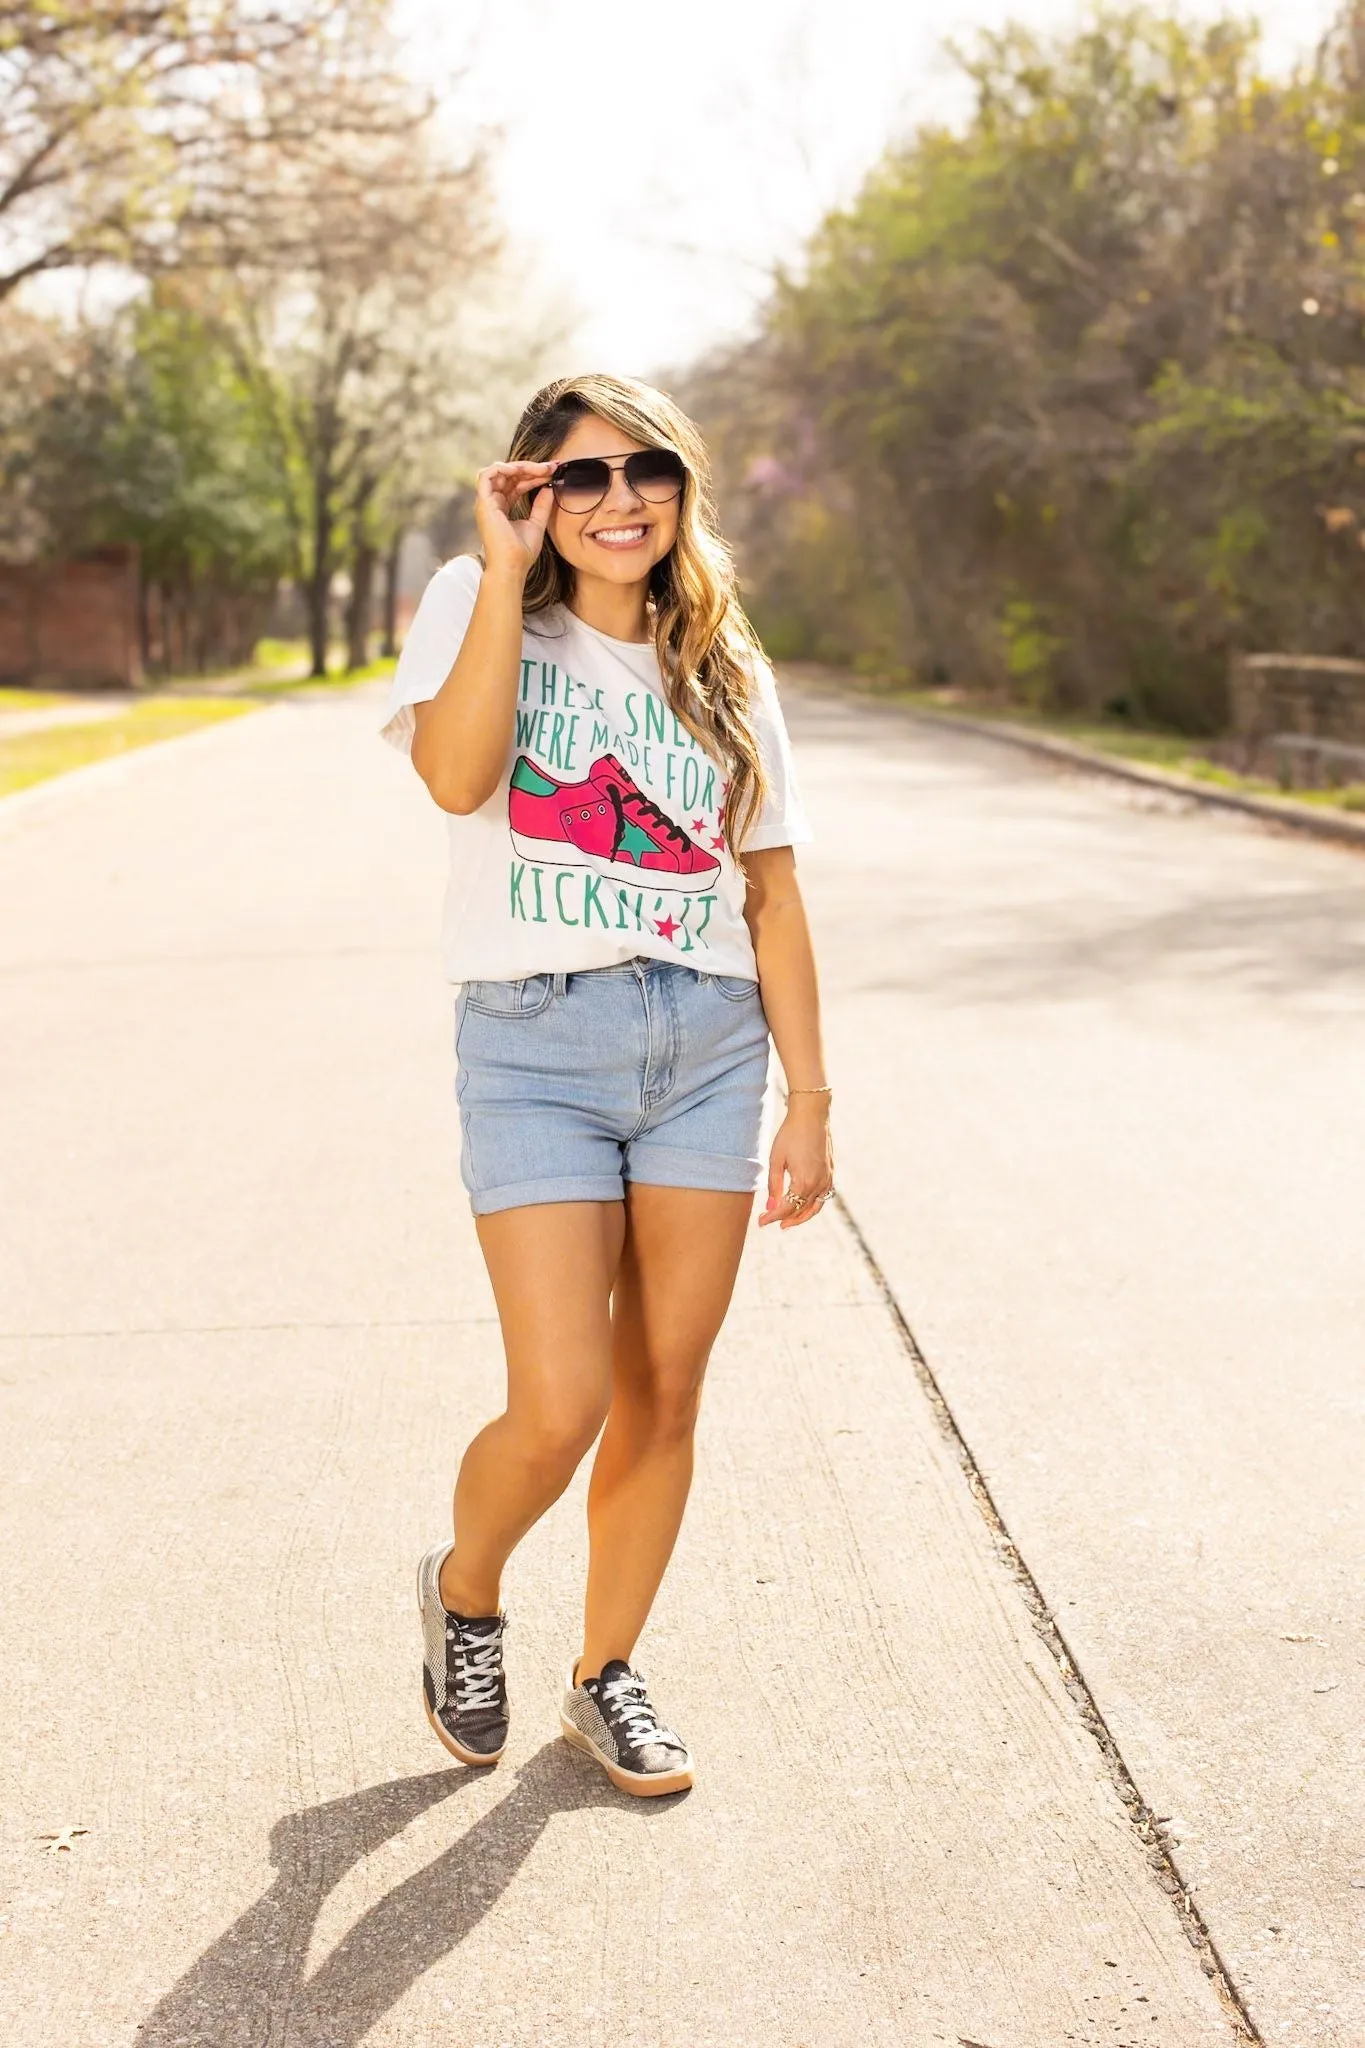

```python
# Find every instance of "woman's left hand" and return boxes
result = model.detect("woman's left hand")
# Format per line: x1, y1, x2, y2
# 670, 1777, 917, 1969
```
759, 1098, 835, 1230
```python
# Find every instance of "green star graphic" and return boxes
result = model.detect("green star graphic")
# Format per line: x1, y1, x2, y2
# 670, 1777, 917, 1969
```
618, 819, 656, 861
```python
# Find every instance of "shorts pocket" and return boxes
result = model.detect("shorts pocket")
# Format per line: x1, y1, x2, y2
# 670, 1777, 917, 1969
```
463, 973, 556, 1019
712, 974, 760, 1003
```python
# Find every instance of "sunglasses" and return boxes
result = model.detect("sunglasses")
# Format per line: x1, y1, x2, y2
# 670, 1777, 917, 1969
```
538, 448, 687, 516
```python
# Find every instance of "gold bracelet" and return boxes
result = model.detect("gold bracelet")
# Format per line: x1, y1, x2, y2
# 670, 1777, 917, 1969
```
787, 1084, 832, 1097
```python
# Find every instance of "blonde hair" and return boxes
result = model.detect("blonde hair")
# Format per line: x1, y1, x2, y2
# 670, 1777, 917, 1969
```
506, 372, 770, 857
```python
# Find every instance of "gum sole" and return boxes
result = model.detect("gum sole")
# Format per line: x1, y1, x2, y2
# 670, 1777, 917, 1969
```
559, 1715, 693, 1797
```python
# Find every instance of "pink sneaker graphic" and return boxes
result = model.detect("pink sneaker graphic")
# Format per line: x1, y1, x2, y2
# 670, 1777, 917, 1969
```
508, 753, 721, 891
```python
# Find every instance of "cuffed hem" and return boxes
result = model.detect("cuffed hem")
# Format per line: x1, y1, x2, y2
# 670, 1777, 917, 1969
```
467, 1172, 625, 1217
379, 702, 418, 752
623, 1141, 762, 1195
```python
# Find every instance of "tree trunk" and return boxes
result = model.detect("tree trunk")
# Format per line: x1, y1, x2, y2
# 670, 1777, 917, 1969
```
138, 572, 152, 677
381, 533, 402, 657
307, 485, 332, 679
346, 536, 376, 671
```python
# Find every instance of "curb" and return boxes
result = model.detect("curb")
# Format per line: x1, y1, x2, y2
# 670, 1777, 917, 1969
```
789, 676, 1365, 855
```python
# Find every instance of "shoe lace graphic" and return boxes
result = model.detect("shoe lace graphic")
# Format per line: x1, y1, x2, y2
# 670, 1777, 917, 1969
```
448, 1620, 502, 1713
599, 1668, 678, 1752
606, 780, 691, 855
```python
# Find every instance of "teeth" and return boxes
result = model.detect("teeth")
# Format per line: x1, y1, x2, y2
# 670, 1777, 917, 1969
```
593, 526, 646, 544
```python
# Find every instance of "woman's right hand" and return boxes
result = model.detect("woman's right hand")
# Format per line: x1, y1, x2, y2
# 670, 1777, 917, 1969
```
475, 460, 557, 579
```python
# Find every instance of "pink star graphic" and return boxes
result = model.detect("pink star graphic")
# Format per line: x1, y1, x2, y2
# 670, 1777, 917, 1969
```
690, 817, 705, 833
709, 832, 725, 850
655, 914, 681, 942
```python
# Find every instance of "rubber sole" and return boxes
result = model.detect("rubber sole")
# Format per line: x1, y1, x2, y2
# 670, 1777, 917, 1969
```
559, 1713, 693, 1797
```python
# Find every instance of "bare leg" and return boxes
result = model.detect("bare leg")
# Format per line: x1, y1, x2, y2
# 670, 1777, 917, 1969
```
438, 1200, 625, 1618
578, 1185, 753, 1679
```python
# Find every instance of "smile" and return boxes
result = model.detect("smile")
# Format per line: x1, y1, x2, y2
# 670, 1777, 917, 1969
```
588, 525, 649, 549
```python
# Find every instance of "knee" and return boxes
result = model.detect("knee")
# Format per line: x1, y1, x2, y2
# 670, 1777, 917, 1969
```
639, 1363, 707, 1446
513, 1402, 606, 1481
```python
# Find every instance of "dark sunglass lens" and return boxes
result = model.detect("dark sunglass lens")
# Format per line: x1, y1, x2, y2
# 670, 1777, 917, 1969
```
552, 458, 611, 513
625, 449, 686, 501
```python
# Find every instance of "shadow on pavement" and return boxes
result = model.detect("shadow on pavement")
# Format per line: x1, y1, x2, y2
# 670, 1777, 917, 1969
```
137, 1744, 623, 2047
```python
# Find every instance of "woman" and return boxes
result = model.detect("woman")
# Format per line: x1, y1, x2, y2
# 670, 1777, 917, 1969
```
382, 372, 834, 1798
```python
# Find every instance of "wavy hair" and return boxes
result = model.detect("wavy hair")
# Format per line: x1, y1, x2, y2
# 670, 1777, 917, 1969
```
505, 372, 770, 858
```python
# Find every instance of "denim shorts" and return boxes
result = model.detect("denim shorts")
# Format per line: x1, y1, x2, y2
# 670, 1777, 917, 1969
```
453, 956, 771, 1215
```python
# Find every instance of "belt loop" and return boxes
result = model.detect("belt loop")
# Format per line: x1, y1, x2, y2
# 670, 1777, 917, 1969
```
553, 970, 567, 997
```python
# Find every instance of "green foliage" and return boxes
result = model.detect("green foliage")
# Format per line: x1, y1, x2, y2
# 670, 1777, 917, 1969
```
7, 286, 298, 670
687, 3, 1365, 731
0, 5, 509, 679
44, 292, 296, 591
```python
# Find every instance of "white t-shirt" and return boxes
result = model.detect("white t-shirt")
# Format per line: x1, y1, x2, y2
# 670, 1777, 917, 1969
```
380, 554, 813, 983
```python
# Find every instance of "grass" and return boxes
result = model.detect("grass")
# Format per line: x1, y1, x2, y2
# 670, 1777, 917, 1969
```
0, 641, 396, 796
0, 686, 66, 711
251, 636, 311, 671
243, 652, 397, 696
874, 685, 1365, 816
0, 696, 259, 799
168, 641, 397, 699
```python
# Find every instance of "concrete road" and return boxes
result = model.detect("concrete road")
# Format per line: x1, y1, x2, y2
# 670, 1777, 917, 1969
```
0, 681, 1328, 2046
783, 680, 1365, 2047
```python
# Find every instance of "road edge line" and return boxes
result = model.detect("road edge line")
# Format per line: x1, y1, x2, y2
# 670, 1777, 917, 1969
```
831, 1189, 1263, 2044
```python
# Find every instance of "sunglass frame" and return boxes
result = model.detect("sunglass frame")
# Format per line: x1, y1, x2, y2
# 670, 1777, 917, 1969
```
545, 449, 687, 515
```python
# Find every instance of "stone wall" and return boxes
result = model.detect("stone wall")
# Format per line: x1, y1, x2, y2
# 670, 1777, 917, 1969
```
1229, 653, 1365, 751
0, 547, 141, 688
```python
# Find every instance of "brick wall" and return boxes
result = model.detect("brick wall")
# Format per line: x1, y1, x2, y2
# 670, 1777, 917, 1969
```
0, 547, 141, 688
1229, 652, 1365, 749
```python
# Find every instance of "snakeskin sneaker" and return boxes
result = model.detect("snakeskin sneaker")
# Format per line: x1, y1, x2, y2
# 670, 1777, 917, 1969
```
417, 1542, 508, 1766
559, 1657, 693, 1797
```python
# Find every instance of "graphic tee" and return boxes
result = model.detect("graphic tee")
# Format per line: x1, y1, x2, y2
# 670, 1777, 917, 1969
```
380, 554, 813, 983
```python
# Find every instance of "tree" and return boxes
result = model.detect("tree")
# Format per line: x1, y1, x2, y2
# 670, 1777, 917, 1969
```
207, 109, 502, 675
1, 2, 549, 680
5, 285, 295, 669
0, 0, 413, 303
689, 3, 1365, 730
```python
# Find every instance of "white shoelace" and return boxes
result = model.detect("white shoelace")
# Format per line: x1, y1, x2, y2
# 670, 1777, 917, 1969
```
449, 1623, 501, 1713
599, 1668, 676, 1750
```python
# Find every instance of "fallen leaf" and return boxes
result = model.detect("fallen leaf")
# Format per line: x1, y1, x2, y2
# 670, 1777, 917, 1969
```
1313, 1681, 1340, 1694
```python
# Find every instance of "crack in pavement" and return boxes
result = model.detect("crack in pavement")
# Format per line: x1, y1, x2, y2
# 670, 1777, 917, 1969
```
831, 1185, 1265, 2047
